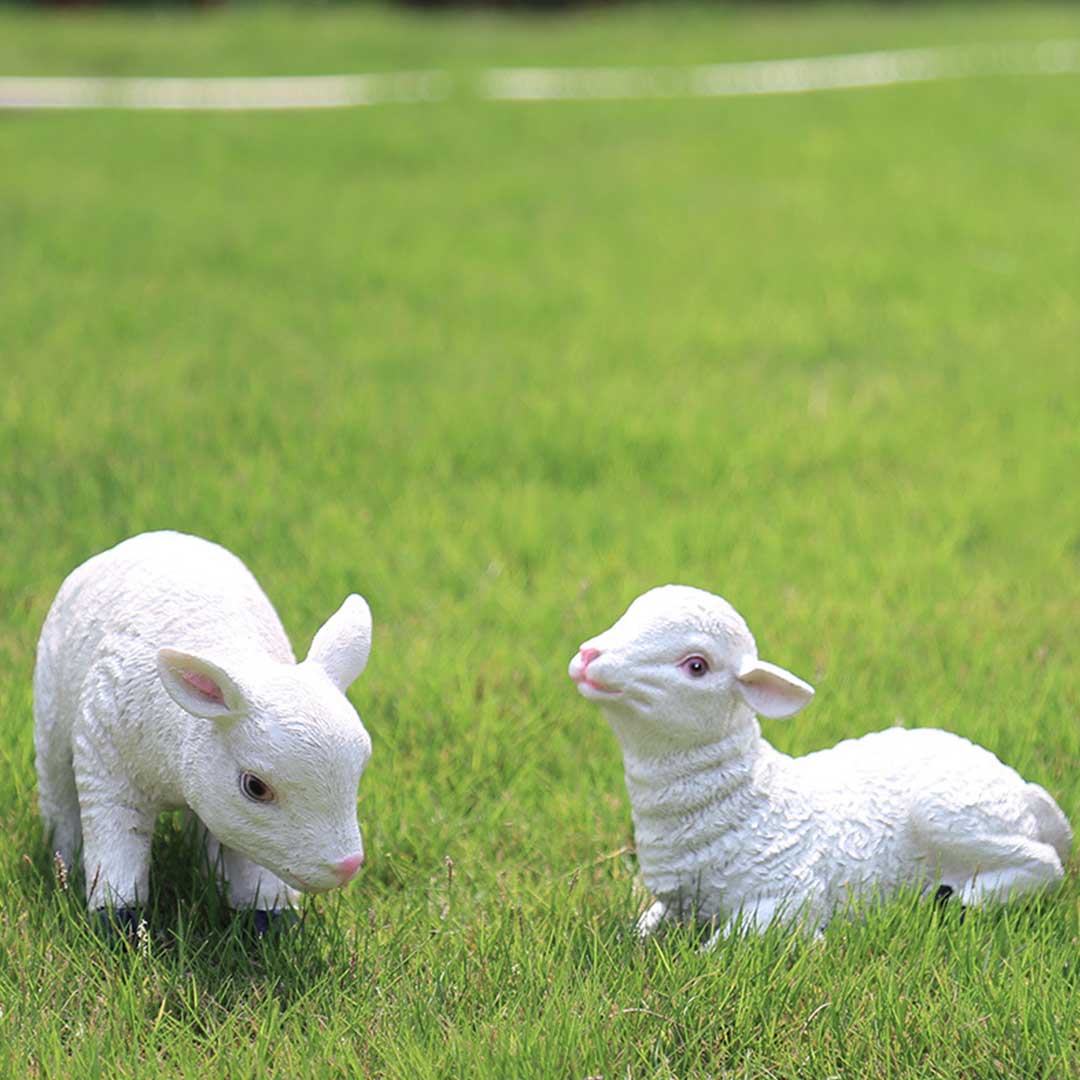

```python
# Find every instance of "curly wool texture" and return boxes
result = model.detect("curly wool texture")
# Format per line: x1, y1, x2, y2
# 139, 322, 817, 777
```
570, 585, 1072, 935
34, 531, 374, 912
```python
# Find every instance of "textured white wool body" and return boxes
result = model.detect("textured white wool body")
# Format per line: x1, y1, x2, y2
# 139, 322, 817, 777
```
34, 531, 373, 912
571, 586, 1071, 936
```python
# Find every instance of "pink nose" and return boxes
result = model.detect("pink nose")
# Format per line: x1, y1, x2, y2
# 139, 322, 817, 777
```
336, 852, 365, 885
579, 648, 601, 668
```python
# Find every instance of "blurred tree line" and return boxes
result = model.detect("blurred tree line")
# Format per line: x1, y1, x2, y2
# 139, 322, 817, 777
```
27, 0, 962, 8
31, 0, 587, 6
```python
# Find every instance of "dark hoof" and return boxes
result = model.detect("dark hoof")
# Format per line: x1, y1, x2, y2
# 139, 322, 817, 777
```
93, 906, 141, 941
932, 885, 966, 922
251, 908, 300, 937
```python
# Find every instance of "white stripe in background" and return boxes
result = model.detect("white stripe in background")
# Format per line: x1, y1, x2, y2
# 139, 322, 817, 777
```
0, 70, 448, 110
483, 40, 1080, 101
1, 41, 1078, 111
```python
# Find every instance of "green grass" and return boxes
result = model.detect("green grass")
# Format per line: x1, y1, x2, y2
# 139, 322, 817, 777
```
1, 2, 1078, 1076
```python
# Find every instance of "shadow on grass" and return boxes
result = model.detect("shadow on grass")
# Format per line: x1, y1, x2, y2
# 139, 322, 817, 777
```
21, 813, 360, 1013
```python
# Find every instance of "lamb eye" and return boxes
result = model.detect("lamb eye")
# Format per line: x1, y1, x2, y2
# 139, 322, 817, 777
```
240, 772, 275, 804
681, 656, 709, 678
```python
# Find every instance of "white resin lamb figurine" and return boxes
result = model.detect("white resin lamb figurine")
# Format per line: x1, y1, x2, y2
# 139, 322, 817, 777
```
34, 531, 374, 930
569, 585, 1072, 939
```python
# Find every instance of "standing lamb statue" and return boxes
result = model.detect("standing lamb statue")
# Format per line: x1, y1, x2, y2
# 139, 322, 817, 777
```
34, 531, 374, 931
569, 585, 1072, 939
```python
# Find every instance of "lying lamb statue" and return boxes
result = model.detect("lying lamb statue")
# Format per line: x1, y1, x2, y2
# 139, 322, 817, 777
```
34, 530, 374, 932
569, 585, 1072, 939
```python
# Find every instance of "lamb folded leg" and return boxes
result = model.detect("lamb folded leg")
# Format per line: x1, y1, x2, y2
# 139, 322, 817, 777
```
703, 895, 792, 949
917, 815, 1066, 908
949, 836, 1065, 907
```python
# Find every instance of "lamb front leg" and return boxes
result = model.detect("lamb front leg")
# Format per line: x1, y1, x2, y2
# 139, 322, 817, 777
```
635, 899, 670, 938
78, 794, 156, 923
200, 827, 299, 927
72, 685, 156, 932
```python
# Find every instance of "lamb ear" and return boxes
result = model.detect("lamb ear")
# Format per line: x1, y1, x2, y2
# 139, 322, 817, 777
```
157, 648, 249, 722
735, 657, 814, 719
306, 594, 373, 691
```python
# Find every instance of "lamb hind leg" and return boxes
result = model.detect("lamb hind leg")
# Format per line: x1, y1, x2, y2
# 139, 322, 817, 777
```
914, 804, 1066, 909
924, 832, 1065, 909
36, 745, 82, 872
951, 836, 1065, 907
33, 669, 81, 871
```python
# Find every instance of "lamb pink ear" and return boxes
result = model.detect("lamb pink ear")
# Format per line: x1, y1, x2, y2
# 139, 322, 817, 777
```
306, 594, 373, 692
735, 657, 814, 719
157, 648, 247, 722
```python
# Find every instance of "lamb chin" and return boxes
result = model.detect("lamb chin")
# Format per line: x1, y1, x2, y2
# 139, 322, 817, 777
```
576, 682, 622, 701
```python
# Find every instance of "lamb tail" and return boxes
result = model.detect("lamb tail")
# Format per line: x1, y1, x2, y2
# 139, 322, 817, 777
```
1027, 783, 1073, 865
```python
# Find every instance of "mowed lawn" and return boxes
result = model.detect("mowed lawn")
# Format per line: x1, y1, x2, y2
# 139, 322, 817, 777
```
1, 3, 1078, 1076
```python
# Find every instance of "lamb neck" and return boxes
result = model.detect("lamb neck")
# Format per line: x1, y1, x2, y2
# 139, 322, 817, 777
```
610, 715, 777, 902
